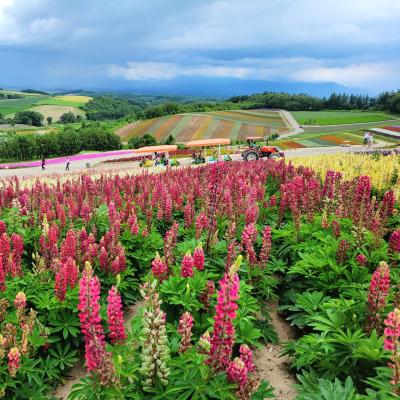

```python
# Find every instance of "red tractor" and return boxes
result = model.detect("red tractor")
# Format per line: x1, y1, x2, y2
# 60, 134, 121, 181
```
242, 137, 284, 161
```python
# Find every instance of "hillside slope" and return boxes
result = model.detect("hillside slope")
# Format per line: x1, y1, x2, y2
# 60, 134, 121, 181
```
117, 109, 292, 143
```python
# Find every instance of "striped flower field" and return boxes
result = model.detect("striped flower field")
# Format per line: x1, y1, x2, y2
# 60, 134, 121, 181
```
116, 109, 291, 143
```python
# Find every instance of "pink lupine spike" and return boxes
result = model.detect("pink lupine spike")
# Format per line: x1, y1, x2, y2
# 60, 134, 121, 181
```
107, 286, 126, 344
181, 251, 194, 278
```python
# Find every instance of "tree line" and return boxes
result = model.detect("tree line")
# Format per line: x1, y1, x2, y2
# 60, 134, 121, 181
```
80, 90, 400, 124
0, 122, 121, 162
0, 92, 24, 99
229, 91, 400, 113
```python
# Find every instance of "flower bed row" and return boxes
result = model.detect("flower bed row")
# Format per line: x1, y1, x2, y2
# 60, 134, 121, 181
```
0, 158, 400, 398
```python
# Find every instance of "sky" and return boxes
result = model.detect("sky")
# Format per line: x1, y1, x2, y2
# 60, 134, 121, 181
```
0, 0, 400, 97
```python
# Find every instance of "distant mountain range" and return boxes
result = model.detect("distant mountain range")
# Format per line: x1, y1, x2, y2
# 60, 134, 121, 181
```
2, 77, 370, 99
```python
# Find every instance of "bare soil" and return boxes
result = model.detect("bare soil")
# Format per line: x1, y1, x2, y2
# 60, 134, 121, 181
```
254, 303, 298, 400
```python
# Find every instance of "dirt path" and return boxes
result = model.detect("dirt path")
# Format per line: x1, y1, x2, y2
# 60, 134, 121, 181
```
53, 299, 146, 400
254, 303, 297, 400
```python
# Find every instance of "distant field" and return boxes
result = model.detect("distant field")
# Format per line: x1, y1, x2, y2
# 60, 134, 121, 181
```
29, 105, 85, 123
35, 98, 86, 108
54, 95, 92, 103
272, 130, 398, 149
0, 90, 88, 118
292, 111, 394, 125
117, 109, 290, 143
0, 96, 45, 115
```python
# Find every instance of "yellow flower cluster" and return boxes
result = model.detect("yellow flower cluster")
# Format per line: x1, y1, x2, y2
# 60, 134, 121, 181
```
290, 154, 400, 198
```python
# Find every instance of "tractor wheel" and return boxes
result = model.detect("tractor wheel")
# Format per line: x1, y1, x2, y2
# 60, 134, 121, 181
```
269, 153, 280, 159
244, 150, 260, 161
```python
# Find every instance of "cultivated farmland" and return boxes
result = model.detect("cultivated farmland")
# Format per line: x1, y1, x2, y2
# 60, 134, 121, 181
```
292, 110, 395, 125
271, 129, 398, 149
28, 105, 85, 123
117, 109, 291, 143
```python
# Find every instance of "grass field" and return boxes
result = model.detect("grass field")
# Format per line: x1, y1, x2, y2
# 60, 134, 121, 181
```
291, 110, 394, 125
117, 109, 290, 143
0, 96, 45, 116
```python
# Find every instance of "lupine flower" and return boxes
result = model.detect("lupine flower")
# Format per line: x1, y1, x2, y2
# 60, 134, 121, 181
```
227, 357, 248, 387
0, 259, 5, 292
128, 212, 139, 235
99, 247, 108, 270
336, 239, 349, 265
331, 220, 341, 238
356, 254, 367, 266
8, 347, 20, 377
0, 221, 6, 235
195, 212, 209, 239
321, 211, 330, 229
225, 221, 237, 242
390, 230, 400, 253
107, 286, 126, 344
19, 308, 35, 355
193, 244, 205, 271
353, 176, 373, 233
322, 170, 341, 201
60, 229, 77, 263
140, 280, 170, 390
268, 195, 277, 207
367, 261, 391, 335
380, 190, 396, 222
151, 252, 168, 282
239, 344, 255, 372
207, 256, 241, 371
184, 200, 194, 228
198, 331, 211, 354
241, 224, 258, 267
78, 262, 115, 385
245, 203, 259, 225
181, 251, 194, 278
14, 292, 26, 309
384, 308, 400, 393
142, 227, 149, 238
55, 257, 78, 301
178, 312, 194, 353
225, 241, 239, 272
164, 222, 179, 267
259, 226, 272, 267
11, 233, 23, 277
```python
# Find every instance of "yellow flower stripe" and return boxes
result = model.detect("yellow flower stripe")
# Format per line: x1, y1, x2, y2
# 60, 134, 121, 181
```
290, 154, 400, 198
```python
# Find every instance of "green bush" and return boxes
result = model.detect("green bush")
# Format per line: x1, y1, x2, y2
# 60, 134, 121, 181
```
14, 110, 44, 126
0, 123, 122, 161
128, 133, 157, 149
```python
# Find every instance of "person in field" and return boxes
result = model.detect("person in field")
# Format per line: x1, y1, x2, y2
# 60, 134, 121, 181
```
66, 158, 70, 171
363, 131, 369, 148
368, 131, 374, 148
41, 157, 46, 170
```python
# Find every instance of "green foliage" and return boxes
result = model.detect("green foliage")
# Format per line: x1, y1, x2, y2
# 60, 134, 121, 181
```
14, 110, 44, 126
128, 133, 158, 149
0, 122, 122, 161
164, 134, 175, 145
296, 371, 358, 400
59, 111, 78, 123
83, 96, 144, 120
